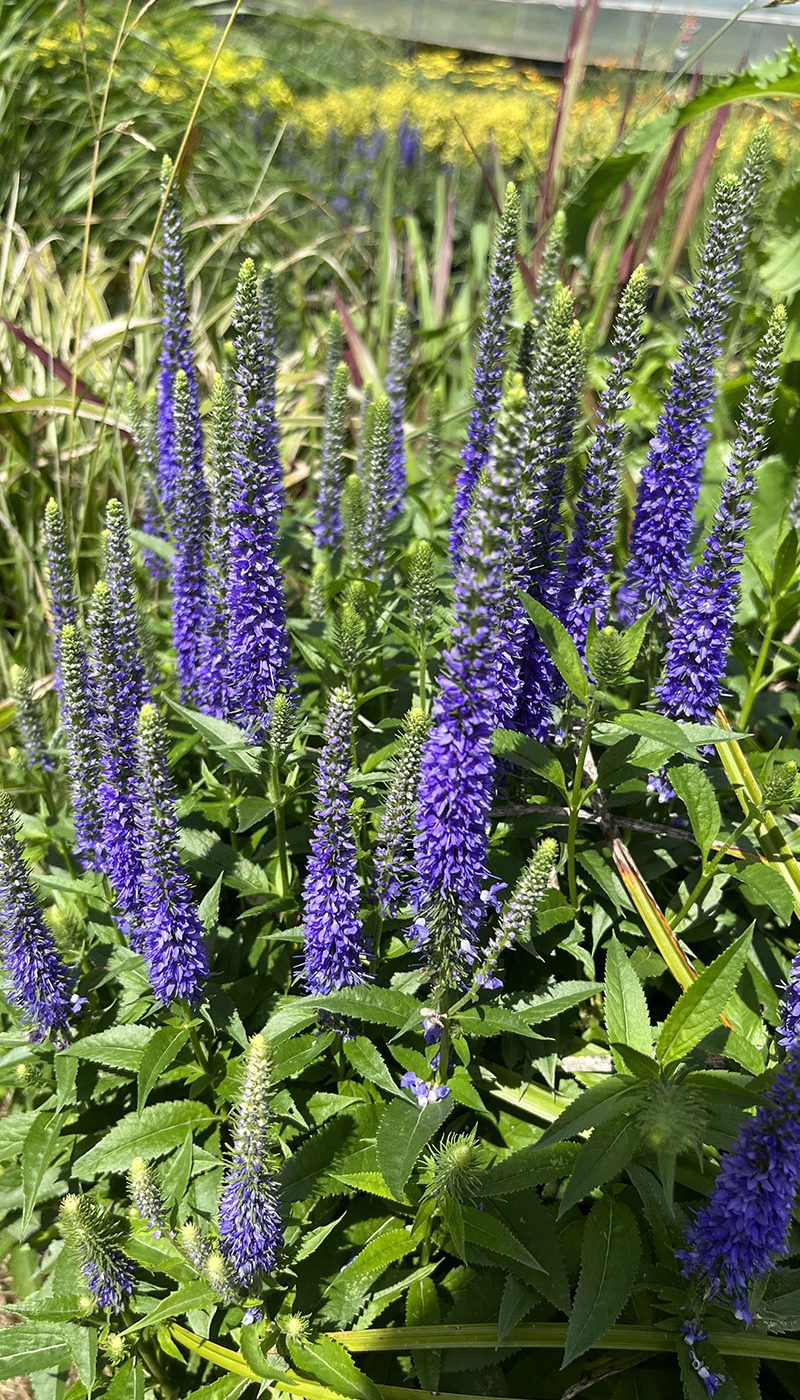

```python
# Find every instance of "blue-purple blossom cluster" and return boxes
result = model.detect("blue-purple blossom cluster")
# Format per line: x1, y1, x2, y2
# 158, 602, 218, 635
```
621, 130, 767, 623
218, 1033, 283, 1288
302, 687, 369, 993
413, 378, 528, 987
0, 794, 77, 1041
657, 304, 786, 723
60, 1194, 135, 1314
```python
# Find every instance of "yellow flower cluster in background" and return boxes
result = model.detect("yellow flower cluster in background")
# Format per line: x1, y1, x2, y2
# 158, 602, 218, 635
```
31, 10, 791, 173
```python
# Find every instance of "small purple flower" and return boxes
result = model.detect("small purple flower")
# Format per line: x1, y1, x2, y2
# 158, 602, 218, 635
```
218, 1033, 283, 1289
135, 704, 208, 1006
0, 794, 76, 1042
398, 116, 421, 167
302, 688, 369, 994
399, 1071, 451, 1108
450, 183, 520, 563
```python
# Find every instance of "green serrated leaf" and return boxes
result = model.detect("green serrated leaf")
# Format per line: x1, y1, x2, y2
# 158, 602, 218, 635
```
519, 594, 590, 704
668, 764, 721, 863
74, 1101, 215, 1179
405, 1275, 440, 1391
63, 1024, 155, 1073
604, 937, 652, 1071
657, 928, 753, 1065
21, 1111, 63, 1233
0, 1323, 69, 1380
323, 1227, 416, 1326
537, 1078, 641, 1148
562, 1196, 641, 1366
376, 1096, 453, 1198
66, 1324, 96, 1393
559, 1117, 644, 1215
238, 1324, 291, 1382
124, 1283, 215, 1334
461, 1204, 544, 1272
137, 1028, 190, 1114
480, 1142, 579, 1197
737, 862, 794, 924
286, 1334, 383, 1400
342, 1037, 400, 1097
493, 727, 567, 790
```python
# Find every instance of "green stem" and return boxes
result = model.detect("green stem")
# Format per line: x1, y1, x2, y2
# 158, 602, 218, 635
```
738, 616, 776, 729
567, 701, 597, 908
670, 813, 753, 931
182, 1007, 210, 1075
436, 989, 453, 1088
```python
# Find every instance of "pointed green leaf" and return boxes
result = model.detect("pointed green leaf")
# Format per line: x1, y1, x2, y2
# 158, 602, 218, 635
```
74, 1101, 214, 1178
559, 1117, 644, 1214
21, 1111, 63, 1233
562, 1196, 641, 1366
668, 764, 721, 863
286, 1335, 383, 1400
657, 928, 753, 1065
137, 1028, 190, 1113
461, 1204, 545, 1272
604, 937, 652, 1071
405, 1276, 440, 1391
376, 1096, 453, 1198
519, 594, 590, 704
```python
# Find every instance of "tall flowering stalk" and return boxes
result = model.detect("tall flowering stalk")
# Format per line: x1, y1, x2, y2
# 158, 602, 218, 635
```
518, 209, 566, 388
413, 378, 528, 989
226, 260, 292, 741
476, 837, 558, 990
620, 135, 768, 623
60, 1195, 135, 1314
198, 373, 235, 717
88, 581, 143, 934
561, 266, 648, 654
135, 704, 208, 1006
514, 291, 584, 739
0, 793, 76, 1041
374, 707, 429, 916
450, 183, 520, 562
385, 303, 410, 517
657, 305, 786, 724
362, 393, 393, 576
105, 499, 150, 710
58, 625, 104, 865
154, 155, 203, 562
171, 369, 210, 701
126, 384, 162, 572
218, 1033, 283, 1289
302, 687, 369, 994
313, 359, 350, 548
44, 498, 78, 676
10, 665, 52, 772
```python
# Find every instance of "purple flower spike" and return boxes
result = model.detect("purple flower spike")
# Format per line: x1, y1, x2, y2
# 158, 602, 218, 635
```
104, 499, 151, 711
218, 1033, 283, 1289
413, 377, 528, 990
513, 288, 584, 740
226, 260, 292, 741
154, 155, 204, 571
171, 369, 210, 701
678, 1045, 800, 1323
10, 665, 53, 773
135, 704, 208, 1006
450, 183, 520, 563
561, 266, 648, 655
88, 581, 144, 935
374, 706, 429, 917
197, 373, 236, 718
657, 305, 785, 724
313, 356, 350, 549
302, 687, 369, 994
58, 625, 104, 867
0, 794, 76, 1042
620, 132, 768, 623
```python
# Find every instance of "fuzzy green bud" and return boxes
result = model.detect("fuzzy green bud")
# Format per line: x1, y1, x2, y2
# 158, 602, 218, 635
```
341, 473, 366, 569
10, 664, 51, 772
206, 1248, 237, 1301
424, 1130, 485, 1203
476, 838, 558, 989
635, 1081, 705, 1156
409, 540, 437, 635
586, 626, 630, 687
762, 761, 800, 812
268, 692, 295, 757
